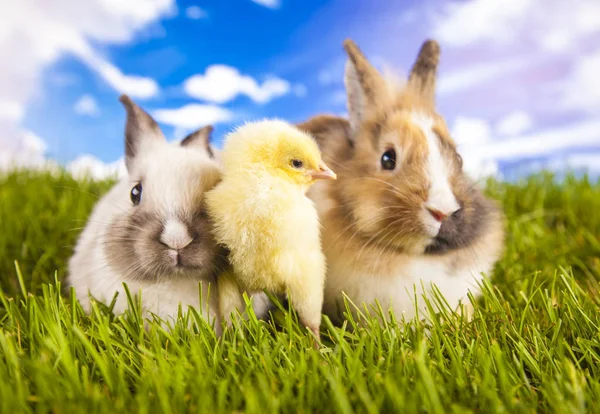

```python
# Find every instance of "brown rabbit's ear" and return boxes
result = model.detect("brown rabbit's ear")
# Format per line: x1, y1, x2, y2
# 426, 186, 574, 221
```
119, 94, 165, 171
181, 125, 214, 158
297, 115, 353, 162
343, 39, 387, 135
407, 39, 440, 107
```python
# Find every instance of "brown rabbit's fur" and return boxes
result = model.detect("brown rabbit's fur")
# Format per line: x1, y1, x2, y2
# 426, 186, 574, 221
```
298, 40, 505, 323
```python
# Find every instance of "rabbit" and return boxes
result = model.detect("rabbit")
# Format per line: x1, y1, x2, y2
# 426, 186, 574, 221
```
67, 95, 224, 333
297, 39, 505, 324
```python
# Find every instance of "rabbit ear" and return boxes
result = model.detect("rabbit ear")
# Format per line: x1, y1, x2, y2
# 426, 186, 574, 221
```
297, 115, 353, 159
408, 39, 440, 107
181, 125, 214, 158
119, 94, 165, 171
343, 39, 386, 135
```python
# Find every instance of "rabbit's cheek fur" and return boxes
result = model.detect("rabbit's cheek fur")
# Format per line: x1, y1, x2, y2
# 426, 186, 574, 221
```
105, 208, 218, 282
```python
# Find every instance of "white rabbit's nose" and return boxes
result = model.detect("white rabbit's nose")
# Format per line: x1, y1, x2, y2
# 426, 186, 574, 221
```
160, 219, 194, 250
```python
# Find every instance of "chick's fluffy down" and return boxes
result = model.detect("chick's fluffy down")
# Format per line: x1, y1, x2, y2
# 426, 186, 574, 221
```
206, 120, 330, 333
208, 170, 325, 293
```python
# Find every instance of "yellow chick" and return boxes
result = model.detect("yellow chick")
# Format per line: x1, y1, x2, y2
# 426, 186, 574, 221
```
206, 120, 336, 340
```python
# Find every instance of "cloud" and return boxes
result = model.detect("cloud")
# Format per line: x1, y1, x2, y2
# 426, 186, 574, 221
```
185, 6, 207, 20
153, 104, 233, 129
464, 119, 600, 161
433, 0, 600, 52
0, 0, 174, 180
455, 117, 600, 180
547, 153, 600, 174
183, 65, 292, 104
67, 155, 126, 180
75, 46, 160, 99
250, 0, 280, 9
433, 0, 533, 47
438, 58, 528, 96
451, 116, 493, 147
74, 94, 100, 116
0, 128, 50, 171
561, 49, 600, 113
495, 111, 534, 136
0, 101, 24, 122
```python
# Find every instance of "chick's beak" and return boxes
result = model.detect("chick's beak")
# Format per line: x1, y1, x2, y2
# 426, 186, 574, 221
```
308, 161, 337, 180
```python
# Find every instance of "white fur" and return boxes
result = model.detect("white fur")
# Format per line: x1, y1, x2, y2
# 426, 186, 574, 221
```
321, 248, 493, 322
411, 113, 460, 236
68, 140, 222, 333
161, 219, 193, 250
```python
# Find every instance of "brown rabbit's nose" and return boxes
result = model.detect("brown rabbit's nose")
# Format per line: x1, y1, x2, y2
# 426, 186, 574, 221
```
160, 219, 194, 250
427, 207, 449, 222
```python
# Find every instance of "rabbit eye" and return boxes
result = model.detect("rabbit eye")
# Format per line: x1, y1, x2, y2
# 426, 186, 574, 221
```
130, 183, 142, 205
380, 149, 396, 171
291, 159, 303, 169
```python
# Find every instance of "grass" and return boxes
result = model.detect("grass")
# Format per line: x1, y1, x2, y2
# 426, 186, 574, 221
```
0, 169, 599, 413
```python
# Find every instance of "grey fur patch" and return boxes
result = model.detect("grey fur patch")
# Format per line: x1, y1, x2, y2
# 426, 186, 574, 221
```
425, 185, 494, 255
104, 201, 219, 282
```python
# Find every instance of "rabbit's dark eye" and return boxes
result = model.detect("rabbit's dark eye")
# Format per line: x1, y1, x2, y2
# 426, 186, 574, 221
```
381, 149, 396, 171
130, 183, 142, 205
291, 159, 303, 169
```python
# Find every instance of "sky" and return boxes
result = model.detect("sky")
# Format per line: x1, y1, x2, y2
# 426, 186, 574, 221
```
1, 0, 599, 181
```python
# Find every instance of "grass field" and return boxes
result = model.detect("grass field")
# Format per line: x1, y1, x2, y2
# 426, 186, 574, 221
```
0, 170, 599, 413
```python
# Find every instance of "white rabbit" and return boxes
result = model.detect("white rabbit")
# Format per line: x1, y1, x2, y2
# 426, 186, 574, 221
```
67, 95, 223, 333
298, 40, 505, 323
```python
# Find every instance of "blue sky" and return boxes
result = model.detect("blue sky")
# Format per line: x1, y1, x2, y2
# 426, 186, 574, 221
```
1, 0, 600, 179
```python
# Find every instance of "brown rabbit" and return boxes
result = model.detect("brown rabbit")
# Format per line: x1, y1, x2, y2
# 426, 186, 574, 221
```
298, 40, 505, 323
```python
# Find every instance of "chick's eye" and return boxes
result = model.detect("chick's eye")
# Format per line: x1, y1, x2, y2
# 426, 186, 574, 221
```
291, 159, 303, 169
130, 183, 142, 205
380, 149, 396, 171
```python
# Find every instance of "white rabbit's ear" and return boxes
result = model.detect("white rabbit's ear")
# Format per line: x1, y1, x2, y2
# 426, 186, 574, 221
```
343, 39, 386, 136
407, 39, 440, 108
180, 125, 214, 158
119, 94, 165, 171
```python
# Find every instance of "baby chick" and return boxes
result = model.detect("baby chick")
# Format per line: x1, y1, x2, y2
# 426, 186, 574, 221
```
206, 120, 336, 340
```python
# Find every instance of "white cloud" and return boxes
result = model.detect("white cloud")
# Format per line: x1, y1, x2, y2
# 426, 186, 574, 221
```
561, 49, 600, 113
433, 0, 533, 47
250, 0, 280, 9
451, 116, 492, 147
67, 155, 126, 180
185, 6, 207, 20
74, 94, 100, 116
153, 104, 233, 129
433, 0, 600, 52
547, 153, 600, 174
0, 0, 173, 177
457, 118, 600, 179
438, 58, 528, 95
0, 128, 49, 171
183, 65, 292, 104
451, 113, 600, 180
76, 47, 159, 99
495, 111, 534, 136
0, 101, 24, 122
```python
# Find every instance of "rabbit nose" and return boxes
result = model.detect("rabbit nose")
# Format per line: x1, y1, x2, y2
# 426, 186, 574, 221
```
160, 219, 194, 250
426, 207, 453, 222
